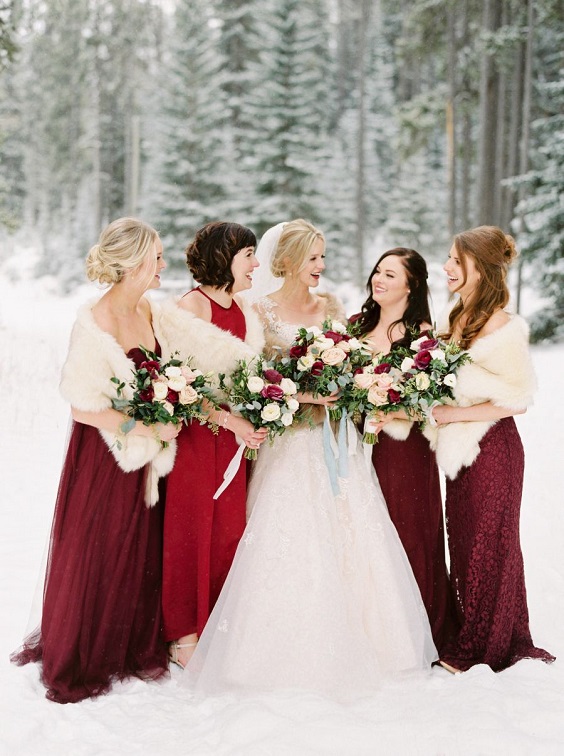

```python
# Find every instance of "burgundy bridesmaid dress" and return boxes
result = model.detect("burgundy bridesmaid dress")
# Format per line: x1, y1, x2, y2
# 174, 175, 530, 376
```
441, 417, 555, 671
162, 290, 248, 641
372, 426, 458, 652
11, 345, 168, 703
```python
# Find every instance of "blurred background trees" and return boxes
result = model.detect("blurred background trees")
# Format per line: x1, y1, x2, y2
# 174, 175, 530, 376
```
0, 0, 562, 338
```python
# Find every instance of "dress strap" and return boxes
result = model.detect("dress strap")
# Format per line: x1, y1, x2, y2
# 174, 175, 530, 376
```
188, 287, 233, 311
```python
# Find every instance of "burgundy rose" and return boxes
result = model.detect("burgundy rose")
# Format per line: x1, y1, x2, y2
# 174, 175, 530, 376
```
263, 368, 283, 384
289, 344, 307, 359
413, 350, 431, 369
374, 362, 391, 374
139, 388, 154, 402
167, 388, 179, 403
353, 367, 364, 375
418, 338, 439, 351
324, 330, 344, 344
311, 361, 324, 376
261, 384, 285, 401
387, 388, 402, 404
140, 360, 161, 378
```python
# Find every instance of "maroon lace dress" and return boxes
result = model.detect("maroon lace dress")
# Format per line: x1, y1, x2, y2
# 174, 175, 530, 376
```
10, 345, 168, 703
372, 426, 458, 652
441, 417, 555, 671
162, 290, 248, 641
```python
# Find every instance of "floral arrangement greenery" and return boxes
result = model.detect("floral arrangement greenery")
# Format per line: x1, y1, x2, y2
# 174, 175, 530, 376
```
219, 356, 300, 459
276, 319, 373, 421
111, 347, 217, 446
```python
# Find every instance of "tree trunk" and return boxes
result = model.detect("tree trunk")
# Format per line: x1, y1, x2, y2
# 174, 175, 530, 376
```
447, 1, 457, 235
460, 0, 471, 230
354, 0, 370, 285
477, 0, 502, 224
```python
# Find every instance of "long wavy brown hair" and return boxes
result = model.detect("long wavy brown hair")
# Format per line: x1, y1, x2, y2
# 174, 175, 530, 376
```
443, 225, 517, 348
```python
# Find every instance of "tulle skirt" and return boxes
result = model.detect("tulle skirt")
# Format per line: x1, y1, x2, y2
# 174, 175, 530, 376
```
183, 424, 437, 699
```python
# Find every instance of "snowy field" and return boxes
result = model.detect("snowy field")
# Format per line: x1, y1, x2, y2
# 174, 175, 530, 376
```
0, 265, 563, 755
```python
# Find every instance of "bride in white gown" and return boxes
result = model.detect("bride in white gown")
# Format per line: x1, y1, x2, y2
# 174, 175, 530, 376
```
183, 220, 437, 699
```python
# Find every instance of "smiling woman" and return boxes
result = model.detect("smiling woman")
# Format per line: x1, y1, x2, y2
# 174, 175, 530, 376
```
155, 221, 268, 670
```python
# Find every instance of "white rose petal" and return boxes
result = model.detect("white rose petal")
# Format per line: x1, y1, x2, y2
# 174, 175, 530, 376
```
401, 357, 415, 372
153, 380, 169, 400
443, 373, 457, 388
261, 403, 281, 422
331, 320, 347, 334
415, 372, 431, 390
286, 397, 300, 412
297, 354, 315, 371
162, 400, 175, 415
167, 375, 187, 391
281, 413, 294, 427
348, 337, 362, 350
410, 336, 426, 351
165, 365, 182, 378
430, 349, 447, 364
306, 325, 322, 337
247, 376, 265, 393
279, 378, 297, 395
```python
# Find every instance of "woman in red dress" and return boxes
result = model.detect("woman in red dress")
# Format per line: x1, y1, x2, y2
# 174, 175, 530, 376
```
353, 248, 457, 652
158, 222, 268, 669
10, 218, 181, 703
429, 225, 555, 672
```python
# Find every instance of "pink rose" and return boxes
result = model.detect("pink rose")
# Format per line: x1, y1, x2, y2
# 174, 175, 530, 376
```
263, 368, 283, 384
261, 384, 285, 401
413, 350, 432, 369
321, 347, 347, 366
354, 372, 377, 390
367, 385, 389, 406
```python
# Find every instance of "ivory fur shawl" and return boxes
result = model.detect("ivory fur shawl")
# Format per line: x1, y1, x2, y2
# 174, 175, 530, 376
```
155, 295, 266, 397
423, 314, 536, 479
59, 298, 177, 504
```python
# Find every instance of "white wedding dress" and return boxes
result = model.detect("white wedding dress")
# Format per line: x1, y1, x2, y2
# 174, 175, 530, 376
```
183, 298, 437, 699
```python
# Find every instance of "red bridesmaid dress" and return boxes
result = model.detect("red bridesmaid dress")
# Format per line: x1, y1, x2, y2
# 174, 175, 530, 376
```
162, 290, 248, 641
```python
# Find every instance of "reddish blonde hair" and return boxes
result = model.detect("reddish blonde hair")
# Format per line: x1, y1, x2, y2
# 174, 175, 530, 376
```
443, 225, 517, 348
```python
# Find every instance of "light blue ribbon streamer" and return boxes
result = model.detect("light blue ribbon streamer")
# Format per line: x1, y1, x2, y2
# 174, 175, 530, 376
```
337, 409, 348, 479
322, 412, 340, 496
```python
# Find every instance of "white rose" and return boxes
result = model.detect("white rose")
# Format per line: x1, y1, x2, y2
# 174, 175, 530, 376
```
321, 347, 347, 366
401, 357, 415, 372
443, 373, 457, 388
314, 336, 335, 351
153, 380, 169, 400
430, 349, 447, 364
415, 372, 431, 390
410, 336, 426, 351
375, 373, 394, 389
367, 385, 389, 406
179, 385, 199, 404
338, 340, 351, 353
286, 397, 300, 412
281, 413, 294, 427
161, 400, 175, 415
165, 365, 182, 378
280, 378, 297, 395
306, 325, 322, 337
247, 376, 265, 393
261, 403, 281, 422
331, 320, 347, 334
354, 372, 377, 390
348, 337, 362, 350
167, 375, 187, 392
297, 354, 315, 371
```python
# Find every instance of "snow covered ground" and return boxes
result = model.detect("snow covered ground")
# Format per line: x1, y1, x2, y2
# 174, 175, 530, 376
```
0, 267, 563, 755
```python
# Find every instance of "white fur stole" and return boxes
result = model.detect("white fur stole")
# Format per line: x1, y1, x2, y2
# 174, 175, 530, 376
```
424, 315, 535, 479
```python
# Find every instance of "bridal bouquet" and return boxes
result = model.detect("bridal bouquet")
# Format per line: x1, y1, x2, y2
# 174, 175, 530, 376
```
349, 354, 407, 443
392, 331, 471, 425
220, 357, 300, 460
277, 319, 373, 421
111, 347, 217, 446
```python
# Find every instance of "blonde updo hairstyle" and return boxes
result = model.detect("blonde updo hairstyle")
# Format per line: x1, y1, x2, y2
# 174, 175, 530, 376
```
444, 225, 518, 348
271, 218, 325, 278
86, 217, 159, 286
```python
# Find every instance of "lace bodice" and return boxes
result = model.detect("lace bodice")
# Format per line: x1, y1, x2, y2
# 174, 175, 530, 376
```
255, 294, 346, 357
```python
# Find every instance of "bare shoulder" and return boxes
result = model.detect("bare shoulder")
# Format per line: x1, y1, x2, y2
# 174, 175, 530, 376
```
481, 309, 511, 337
138, 296, 152, 318
177, 290, 211, 321
91, 295, 118, 338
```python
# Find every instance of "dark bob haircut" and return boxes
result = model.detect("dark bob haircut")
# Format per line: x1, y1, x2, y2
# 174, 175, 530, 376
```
186, 221, 257, 292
